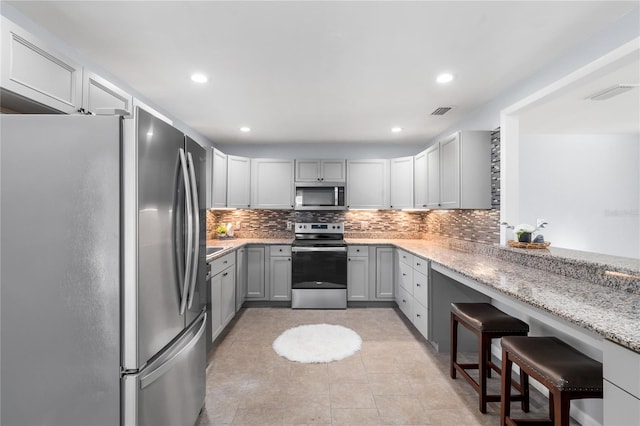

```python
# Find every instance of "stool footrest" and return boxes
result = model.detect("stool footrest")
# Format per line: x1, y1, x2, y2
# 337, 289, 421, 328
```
506, 420, 553, 426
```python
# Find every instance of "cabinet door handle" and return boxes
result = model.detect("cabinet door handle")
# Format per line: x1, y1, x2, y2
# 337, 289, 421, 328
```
416, 313, 421, 318
223, 272, 228, 277
416, 283, 421, 287
402, 299, 406, 303
223, 260, 228, 264
416, 262, 421, 266
402, 273, 407, 276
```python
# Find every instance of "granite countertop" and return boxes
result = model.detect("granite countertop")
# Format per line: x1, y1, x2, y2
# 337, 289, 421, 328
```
205, 238, 292, 262
207, 237, 640, 353
351, 238, 640, 353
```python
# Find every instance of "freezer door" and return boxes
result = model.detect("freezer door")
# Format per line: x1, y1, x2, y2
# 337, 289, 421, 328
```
132, 108, 190, 368
122, 312, 206, 426
1, 115, 120, 426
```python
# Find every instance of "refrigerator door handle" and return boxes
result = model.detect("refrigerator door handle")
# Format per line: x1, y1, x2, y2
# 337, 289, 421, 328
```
178, 148, 193, 316
139, 312, 207, 389
186, 151, 200, 309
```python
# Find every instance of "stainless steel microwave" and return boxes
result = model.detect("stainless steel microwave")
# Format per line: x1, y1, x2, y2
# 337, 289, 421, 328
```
294, 183, 346, 210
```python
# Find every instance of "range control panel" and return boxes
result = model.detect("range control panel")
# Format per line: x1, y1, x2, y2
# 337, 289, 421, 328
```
294, 222, 344, 234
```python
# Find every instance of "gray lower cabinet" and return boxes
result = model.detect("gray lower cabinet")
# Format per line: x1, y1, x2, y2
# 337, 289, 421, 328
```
395, 248, 429, 340
375, 247, 394, 299
269, 245, 292, 301
246, 245, 266, 299
347, 246, 369, 301
603, 339, 640, 425
235, 247, 246, 311
210, 252, 236, 343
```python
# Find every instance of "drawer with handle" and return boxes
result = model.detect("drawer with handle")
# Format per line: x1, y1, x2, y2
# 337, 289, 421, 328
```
210, 252, 235, 276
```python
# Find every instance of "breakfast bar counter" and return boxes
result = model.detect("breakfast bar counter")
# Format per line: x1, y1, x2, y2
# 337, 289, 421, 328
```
347, 238, 640, 354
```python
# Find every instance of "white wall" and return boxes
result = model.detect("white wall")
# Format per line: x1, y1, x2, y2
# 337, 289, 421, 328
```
518, 133, 639, 258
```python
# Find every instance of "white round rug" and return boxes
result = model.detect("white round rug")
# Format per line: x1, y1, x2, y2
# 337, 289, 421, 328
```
272, 323, 362, 363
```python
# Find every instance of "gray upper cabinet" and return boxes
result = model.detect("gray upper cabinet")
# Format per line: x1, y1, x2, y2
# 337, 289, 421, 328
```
425, 143, 441, 209
209, 148, 228, 208
414, 150, 428, 208
346, 159, 390, 209
227, 155, 251, 208
1, 16, 82, 113
419, 131, 491, 210
81, 70, 133, 116
251, 159, 294, 209
390, 156, 414, 209
295, 159, 346, 183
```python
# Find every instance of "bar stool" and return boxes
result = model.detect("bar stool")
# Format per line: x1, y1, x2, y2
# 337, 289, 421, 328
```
500, 336, 603, 426
451, 302, 530, 413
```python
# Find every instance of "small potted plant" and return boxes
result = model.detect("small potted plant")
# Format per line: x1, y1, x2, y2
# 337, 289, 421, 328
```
501, 221, 548, 243
216, 225, 227, 238
513, 224, 535, 243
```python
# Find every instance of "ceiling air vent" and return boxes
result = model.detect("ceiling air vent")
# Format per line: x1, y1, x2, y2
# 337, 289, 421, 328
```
430, 106, 453, 116
588, 84, 638, 101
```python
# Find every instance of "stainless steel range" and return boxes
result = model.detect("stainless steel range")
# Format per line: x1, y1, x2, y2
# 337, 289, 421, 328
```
291, 223, 347, 309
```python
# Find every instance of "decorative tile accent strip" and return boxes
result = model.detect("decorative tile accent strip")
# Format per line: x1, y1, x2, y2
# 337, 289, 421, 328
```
424, 209, 500, 245
207, 209, 426, 239
491, 127, 501, 209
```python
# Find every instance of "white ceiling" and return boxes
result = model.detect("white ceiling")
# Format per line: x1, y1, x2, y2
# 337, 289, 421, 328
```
6, 1, 638, 145
519, 56, 640, 134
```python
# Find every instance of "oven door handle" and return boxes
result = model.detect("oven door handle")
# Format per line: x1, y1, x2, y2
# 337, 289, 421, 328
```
291, 246, 347, 253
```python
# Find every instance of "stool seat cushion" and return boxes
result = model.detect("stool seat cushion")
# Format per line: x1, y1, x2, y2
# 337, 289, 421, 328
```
501, 336, 603, 392
451, 303, 529, 333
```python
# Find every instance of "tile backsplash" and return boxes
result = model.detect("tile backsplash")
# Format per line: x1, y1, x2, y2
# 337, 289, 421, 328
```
207, 208, 500, 244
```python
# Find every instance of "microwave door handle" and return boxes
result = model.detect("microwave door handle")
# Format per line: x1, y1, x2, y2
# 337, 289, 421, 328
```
335, 186, 338, 206
179, 148, 192, 316
186, 151, 199, 309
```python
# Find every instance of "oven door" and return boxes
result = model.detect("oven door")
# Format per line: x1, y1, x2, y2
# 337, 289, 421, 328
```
291, 246, 347, 289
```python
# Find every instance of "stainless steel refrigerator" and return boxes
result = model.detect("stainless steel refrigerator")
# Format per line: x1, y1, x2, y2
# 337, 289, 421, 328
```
1, 107, 207, 426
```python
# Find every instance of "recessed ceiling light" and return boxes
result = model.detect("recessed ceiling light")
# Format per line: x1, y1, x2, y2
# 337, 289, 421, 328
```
240, 127, 251, 133
190, 73, 208, 83
436, 73, 454, 84
391, 127, 403, 133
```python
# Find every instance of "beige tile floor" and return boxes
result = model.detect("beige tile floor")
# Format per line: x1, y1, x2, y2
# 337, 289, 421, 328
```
196, 307, 568, 426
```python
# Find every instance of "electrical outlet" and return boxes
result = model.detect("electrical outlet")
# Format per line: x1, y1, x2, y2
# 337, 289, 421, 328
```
235, 221, 241, 230
286, 221, 292, 230
536, 218, 547, 228
360, 221, 368, 230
